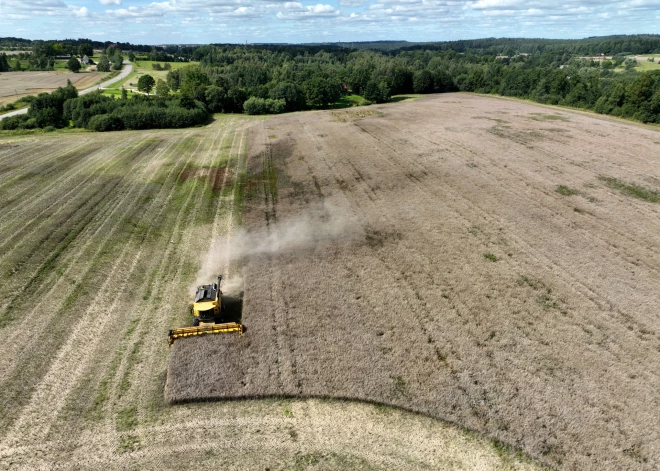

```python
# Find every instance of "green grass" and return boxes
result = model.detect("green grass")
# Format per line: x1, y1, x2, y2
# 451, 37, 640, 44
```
556, 185, 580, 196
629, 56, 660, 71
332, 94, 370, 108
483, 253, 498, 262
130, 60, 199, 82
598, 176, 660, 203
105, 70, 137, 90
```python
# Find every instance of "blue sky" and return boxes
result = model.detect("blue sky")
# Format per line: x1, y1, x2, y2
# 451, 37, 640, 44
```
1, 0, 659, 45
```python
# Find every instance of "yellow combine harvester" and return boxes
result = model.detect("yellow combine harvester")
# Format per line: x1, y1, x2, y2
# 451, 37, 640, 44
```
168, 275, 245, 345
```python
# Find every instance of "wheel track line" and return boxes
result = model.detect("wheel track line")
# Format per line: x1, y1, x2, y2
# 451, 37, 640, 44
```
2, 133, 194, 445
0, 137, 141, 252
0, 137, 97, 202
353, 118, 613, 310
0, 136, 146, 262
368, 118, 660, 317
131, 120, 250, 415
0, 135, 187, 380
0, 136, 135, 230
371, 117, 660, 275
353, 117, 654, 344
104, 122, 231, 408
0, 137, 163, 316
304, 117, 522, 425
100, 122, 228, 432
299, 116, 452, 369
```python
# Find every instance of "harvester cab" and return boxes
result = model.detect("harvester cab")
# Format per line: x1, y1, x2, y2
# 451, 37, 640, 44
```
168, 275, 245, 346
192, 275, 223, 326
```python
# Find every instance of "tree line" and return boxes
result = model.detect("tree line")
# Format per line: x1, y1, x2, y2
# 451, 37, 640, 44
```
2, 36, 660, 132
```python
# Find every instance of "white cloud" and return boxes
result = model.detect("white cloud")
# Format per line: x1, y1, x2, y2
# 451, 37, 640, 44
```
73, 6, 90, 16
339, 0, 369, 6
99, 0, 122, 5
277, 3, 339, 19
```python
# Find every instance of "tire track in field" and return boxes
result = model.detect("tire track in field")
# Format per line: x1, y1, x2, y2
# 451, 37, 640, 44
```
0, 134, 188, 382
2, 132, 199, 445
0, 137, 162, 319
102, 122, 231, 413
348, 114, 659, 394
297, 116, 459, 383
130, 119, 255, 420
0, 138, 100, 209
0, 135, 135, 228
365, 117, 660, 327
95, 121, 232, 437
0, 137, 138, 252
296, 114, 568, 434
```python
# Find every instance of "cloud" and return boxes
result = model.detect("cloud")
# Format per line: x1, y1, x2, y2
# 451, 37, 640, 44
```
277, 3, 340, 19
99, 0, 121, 5
339, 0, 369, 6
105, 1, 175, 18
72, 6, 90, 16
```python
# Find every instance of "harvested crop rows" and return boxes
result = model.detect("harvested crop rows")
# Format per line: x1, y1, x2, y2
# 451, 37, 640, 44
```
0, 109, 535, 470
0, 71, 105, 106
168, 94, 660, 471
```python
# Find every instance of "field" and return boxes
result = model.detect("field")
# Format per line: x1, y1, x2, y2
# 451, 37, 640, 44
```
122, 60, 198, 88
167, 95, 660, 470
0, 108, 537, 470
0, 71, 107, 106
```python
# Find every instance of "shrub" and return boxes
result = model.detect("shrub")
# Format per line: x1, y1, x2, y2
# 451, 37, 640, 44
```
243, 97, 286, 115
88, 114, 125, 132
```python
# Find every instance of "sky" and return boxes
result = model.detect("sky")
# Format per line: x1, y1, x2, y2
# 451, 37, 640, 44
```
0, 0, 659, 45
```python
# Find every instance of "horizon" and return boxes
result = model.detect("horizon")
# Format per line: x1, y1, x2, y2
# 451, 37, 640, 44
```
1, 0, 659, 45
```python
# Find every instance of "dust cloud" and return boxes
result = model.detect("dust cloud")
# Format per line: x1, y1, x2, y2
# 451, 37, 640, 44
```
191, 200, 359, 294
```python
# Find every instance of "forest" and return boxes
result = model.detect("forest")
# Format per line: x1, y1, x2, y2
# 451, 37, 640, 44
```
2, 35, 660, 131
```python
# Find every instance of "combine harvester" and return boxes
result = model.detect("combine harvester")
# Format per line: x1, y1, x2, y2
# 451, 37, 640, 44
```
168, 275, 245, 345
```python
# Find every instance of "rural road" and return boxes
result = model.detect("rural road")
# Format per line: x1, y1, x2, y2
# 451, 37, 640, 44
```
1, 61, 133, 118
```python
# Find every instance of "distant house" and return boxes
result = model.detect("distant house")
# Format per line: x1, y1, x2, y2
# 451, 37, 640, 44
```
81, 55, 89, 65
54, 54, 71, 59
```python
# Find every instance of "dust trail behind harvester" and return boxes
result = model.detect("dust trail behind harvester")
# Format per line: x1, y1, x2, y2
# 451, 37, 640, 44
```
190, 199, 359, 294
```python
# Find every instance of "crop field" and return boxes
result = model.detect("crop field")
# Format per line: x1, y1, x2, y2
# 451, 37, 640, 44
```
168, 95, 660, 470
0, 71, 106, 106
0, 108, 536, 470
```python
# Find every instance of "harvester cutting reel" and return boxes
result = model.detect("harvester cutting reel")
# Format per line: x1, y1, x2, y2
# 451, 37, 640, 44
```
168, 322, 245, 346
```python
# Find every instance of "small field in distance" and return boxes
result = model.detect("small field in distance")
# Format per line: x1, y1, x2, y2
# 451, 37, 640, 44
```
0, 71, 106, 106
168, 94, 660, 471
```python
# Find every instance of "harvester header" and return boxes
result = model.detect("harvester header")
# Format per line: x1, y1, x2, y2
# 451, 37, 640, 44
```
168, 275, 245, 346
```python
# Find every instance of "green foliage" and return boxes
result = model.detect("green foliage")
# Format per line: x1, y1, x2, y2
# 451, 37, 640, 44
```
484, 253, 498, 262
598, 176, 660, 203
556, 185, 580, 196
363, 79, 391, 103
24, 80, 78, 128
243, 96, 285, 115
0, 53, 9, 72
155, 79, 170, 97
137, 74, 156, 94
78, 43, 93, 57
66, 56, 81, 73
97, 55, 111, 72
303, 77, 341, 108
